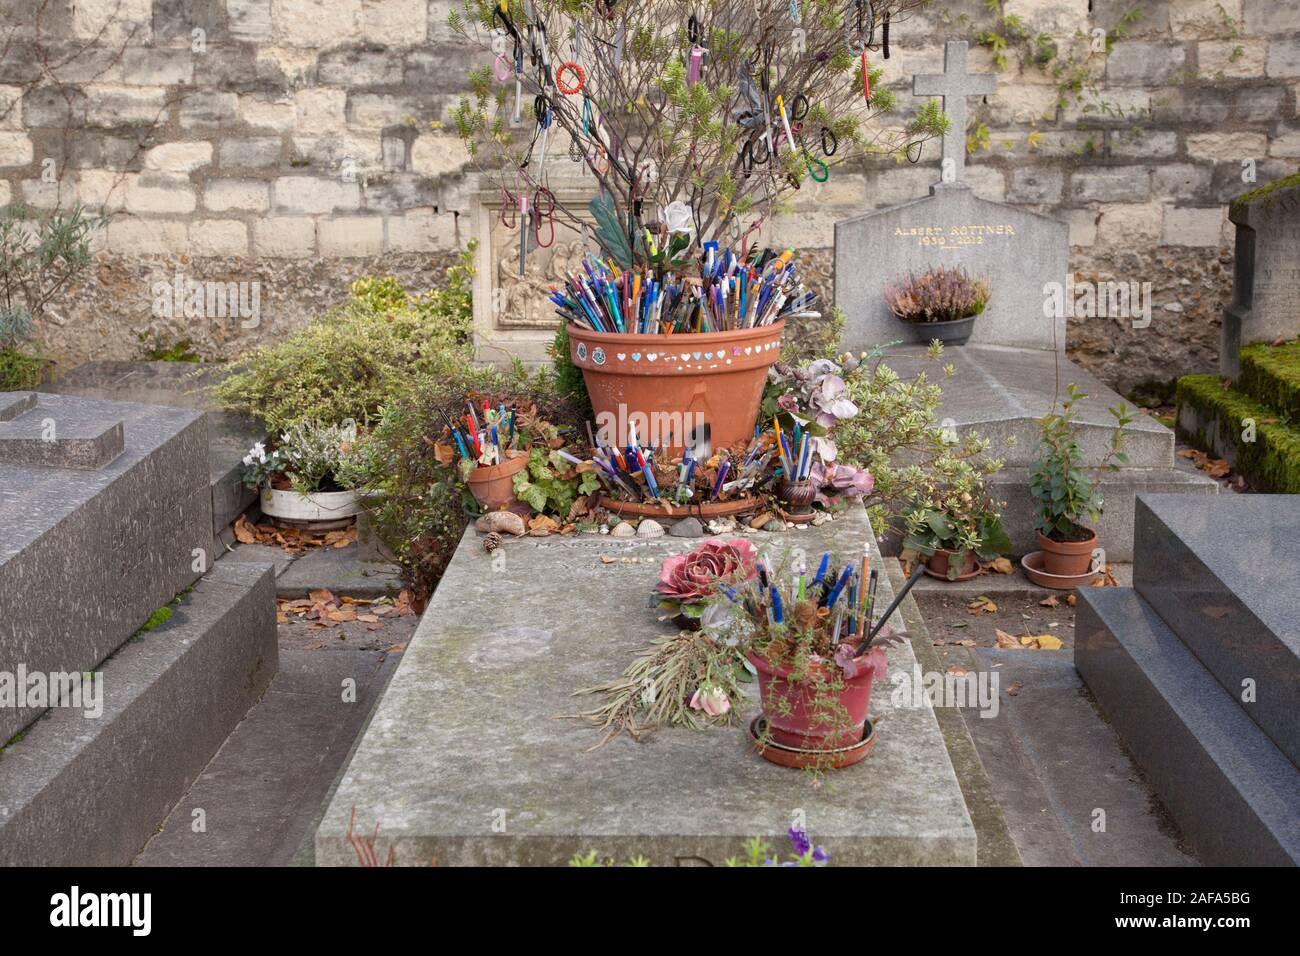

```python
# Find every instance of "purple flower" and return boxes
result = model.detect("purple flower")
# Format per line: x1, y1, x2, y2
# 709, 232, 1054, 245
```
812, 846, 831, 864
788, 826, 811, 857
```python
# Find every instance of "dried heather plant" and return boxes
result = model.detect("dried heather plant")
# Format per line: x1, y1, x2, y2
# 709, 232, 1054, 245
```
885, 267, 991, 324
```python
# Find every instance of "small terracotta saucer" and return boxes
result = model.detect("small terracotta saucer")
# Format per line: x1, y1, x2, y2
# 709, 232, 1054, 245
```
1021, 551, 1105, 590
748, 716, 876, 770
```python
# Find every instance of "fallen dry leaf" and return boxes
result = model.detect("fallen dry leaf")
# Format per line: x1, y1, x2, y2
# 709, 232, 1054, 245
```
1066, 594, 1077, 607
1020, 634, 1064, 650
967, 596, 998, 615
1040, 595, 1060, 608
994, 628, 1020, 649
946, 665, 969, 676
986, 556, 1014, 575
233, 515, 257, 545
1006, 682, 1023, 697
309, 588, 336, 605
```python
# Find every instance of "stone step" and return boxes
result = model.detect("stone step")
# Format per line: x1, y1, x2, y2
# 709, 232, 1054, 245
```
882, 345, 1175, 469
0, 562, 278, 866
1238, 341, 1300, 422
1133, 494, 1300, 767
984, 463, 1217, 562
39, 361, 265, 537
0, 391, 213, 744
1176, 374, 1300, 493
1075, 587, 1300, 866
0, 396, 125, 470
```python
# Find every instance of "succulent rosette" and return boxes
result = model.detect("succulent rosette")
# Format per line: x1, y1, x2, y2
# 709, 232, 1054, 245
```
656, 538, 759, 620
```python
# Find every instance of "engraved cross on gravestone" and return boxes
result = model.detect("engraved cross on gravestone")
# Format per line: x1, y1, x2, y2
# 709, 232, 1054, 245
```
913, 41, 997, 187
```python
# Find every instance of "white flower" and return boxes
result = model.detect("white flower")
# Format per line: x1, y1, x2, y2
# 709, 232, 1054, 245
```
662, 201, 694, 236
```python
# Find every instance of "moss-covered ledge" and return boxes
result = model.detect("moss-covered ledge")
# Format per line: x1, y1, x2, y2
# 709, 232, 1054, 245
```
1176, 375, 1300, 494
1239, 342, 1300, 423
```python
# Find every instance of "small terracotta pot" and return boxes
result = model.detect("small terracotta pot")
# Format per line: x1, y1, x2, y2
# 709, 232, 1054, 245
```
747, 650, 876, 751
923, 548, 979, 581
466, 451, 529, 512
567, 321, 784, 455
1038, 528, 1098, 577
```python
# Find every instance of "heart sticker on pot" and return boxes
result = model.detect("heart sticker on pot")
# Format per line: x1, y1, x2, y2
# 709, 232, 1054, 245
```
631, 352, 641, 361
646, 352, 657, 361
744, 346, 752, 355
704, 351, 713, 360
692, 351, 702, 360
616, 353, 626, 361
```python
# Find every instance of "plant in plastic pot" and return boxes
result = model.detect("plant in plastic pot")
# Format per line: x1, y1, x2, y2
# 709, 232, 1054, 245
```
885, 266, 990, 346
1028, 384, 1134, 577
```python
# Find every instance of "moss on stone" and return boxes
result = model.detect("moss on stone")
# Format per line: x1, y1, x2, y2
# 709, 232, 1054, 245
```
1177, 374, 1300, 493
1232, 169, 1300, 211
138, 605, 173, 632
1239, 341, 1300, 423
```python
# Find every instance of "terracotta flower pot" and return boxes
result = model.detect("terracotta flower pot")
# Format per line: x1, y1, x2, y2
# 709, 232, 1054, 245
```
1037, 528, 1098, 577
567, 321, 784, 455
747, 650, 876, 751
923, 548, 979, 581
466, 451, 529, 512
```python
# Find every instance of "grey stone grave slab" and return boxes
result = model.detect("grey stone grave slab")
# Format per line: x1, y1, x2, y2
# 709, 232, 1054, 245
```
39, 361, 265, 535
835, 41, 1068, 353
1076, 586, 1300, 866
1221, 175, 1300, 378
0, 391, 213, 743
316, 507, 976, 867
0, 562, 277, 866
876, 345, 1217, 559
1132, 494, 1300, 767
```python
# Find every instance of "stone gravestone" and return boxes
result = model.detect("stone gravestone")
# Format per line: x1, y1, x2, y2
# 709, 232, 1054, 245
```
832, 41, 1217, 560
1220, 174, 1300, 378
835, 41, 1068, 352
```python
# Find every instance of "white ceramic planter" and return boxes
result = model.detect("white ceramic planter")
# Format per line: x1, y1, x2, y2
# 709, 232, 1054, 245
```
260, 487, 362, 523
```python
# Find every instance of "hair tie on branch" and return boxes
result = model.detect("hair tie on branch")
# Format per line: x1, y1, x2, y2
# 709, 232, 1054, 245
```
556, 61, 586, 94
533, 187, 556, 248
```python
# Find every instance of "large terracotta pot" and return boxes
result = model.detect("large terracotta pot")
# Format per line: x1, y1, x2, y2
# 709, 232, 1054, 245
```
467, 451, 529, 512
1038, 528, 1098, 577
747, 650, 875, 751
567, 321, 784, 455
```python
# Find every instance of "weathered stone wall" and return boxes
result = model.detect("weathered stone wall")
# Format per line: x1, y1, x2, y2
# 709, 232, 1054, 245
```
1, 0, 1297, 394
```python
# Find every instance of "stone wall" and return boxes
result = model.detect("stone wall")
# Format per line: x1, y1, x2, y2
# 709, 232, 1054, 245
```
1, 0, 1297, 394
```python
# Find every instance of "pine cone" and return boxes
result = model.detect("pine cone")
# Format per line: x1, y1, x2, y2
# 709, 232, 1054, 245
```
483, 531, 502, 553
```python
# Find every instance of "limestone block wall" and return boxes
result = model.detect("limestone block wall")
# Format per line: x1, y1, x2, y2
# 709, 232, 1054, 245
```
1, 0, 1297, 394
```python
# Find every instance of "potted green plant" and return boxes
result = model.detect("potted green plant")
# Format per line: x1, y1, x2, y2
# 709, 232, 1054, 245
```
1028, 384, 1134, 579
885, 266, 990, 346
242, 422, 364, 528
902, 487, 1011, 581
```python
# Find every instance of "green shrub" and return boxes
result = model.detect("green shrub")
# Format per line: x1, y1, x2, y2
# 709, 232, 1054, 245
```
0, 345, 50, 391
213, 245, 476, 432
356, 362, 587, 600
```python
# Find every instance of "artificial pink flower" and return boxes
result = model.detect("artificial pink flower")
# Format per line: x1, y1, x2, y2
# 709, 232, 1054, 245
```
834, 644, 889, 681
690, 684, 731, 717
657, 538, 758, 603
